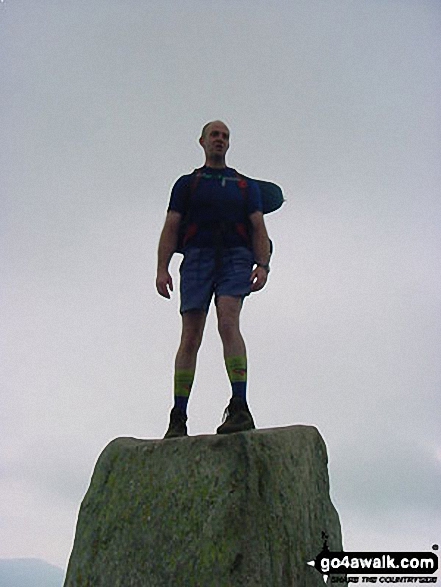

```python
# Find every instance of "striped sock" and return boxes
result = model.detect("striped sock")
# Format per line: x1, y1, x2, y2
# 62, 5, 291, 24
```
225, 355, 247, 402
173, 369, 195, 414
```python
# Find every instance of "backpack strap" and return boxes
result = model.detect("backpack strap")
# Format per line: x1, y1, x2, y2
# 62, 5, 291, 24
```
233, 170, 252, 247
190, 167, 204, 193
177, 168, 204, 251
234, 170, 248, 198
234, 171, 273, 256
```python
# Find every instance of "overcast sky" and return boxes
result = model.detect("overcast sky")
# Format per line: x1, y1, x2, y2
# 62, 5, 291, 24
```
1, 0, 440, 575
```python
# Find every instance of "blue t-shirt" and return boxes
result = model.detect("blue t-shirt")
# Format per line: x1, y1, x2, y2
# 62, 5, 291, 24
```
168, 166, 262, 249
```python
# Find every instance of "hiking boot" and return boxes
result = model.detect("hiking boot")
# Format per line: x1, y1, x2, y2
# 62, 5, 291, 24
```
164, 407, 188, 439
216, 397, 255, 434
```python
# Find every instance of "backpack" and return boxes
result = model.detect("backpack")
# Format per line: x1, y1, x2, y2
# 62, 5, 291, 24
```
176, 168, 284, 254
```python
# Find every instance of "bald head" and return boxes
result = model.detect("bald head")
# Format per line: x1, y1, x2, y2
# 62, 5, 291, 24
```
200, 120, 230, 140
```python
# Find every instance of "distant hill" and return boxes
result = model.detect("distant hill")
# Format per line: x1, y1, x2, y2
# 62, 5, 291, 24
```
0, 558, 64, 587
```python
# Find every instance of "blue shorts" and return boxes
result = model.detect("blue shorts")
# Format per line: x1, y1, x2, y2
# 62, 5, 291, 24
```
179, 247, 254, 314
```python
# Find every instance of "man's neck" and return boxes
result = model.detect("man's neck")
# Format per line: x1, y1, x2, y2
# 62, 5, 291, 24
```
204, 157, 227, 170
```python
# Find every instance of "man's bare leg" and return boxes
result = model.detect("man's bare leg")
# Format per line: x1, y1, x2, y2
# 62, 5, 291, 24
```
216, 296, 254, 433
175, 309, 207, 371
164, 310, 207, 438
216, 296, 245, 358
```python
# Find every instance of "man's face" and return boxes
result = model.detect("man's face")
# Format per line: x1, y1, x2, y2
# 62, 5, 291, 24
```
200, 121, 230, 161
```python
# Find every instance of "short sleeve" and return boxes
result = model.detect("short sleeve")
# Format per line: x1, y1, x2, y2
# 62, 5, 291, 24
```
167, 175, 191, 215
246, 179, 263, 215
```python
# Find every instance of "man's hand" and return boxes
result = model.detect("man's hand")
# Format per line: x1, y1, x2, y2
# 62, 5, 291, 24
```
250, 265, 268, 292
156, 269, 174, 299
249, 211, 271, 293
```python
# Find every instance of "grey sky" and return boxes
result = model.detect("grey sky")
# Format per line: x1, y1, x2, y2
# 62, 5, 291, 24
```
2, 0, 440, 573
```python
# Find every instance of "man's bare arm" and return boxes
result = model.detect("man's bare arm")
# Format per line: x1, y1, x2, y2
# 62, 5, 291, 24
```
249, 211, 271, 292
156, 210, 181, 298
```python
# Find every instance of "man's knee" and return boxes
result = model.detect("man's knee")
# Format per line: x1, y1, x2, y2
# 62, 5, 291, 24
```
180, 331, 203, 354
180, 311, 206, 352
216, 297, 242, 341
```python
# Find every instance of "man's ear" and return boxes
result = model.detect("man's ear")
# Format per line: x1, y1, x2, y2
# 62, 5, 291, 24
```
199, 136, 205, 147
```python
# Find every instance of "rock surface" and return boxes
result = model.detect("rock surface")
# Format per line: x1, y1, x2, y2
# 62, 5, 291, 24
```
64, 425, 343, 586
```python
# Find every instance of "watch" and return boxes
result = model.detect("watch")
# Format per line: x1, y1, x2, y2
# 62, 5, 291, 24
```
256, 263, 270, 274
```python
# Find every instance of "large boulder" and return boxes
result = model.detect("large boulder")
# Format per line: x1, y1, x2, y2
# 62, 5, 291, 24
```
64, 425, 343, 586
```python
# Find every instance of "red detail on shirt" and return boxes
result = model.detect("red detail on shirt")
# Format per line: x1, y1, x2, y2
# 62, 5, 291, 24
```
235, 223, 250, 244
183, 222, 198, 246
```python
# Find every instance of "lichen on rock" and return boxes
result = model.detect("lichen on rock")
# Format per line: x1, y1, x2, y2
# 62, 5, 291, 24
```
64, 425, 343, 587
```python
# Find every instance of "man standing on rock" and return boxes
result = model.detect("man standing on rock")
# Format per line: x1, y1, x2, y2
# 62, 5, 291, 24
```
156, 120, 271, 438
